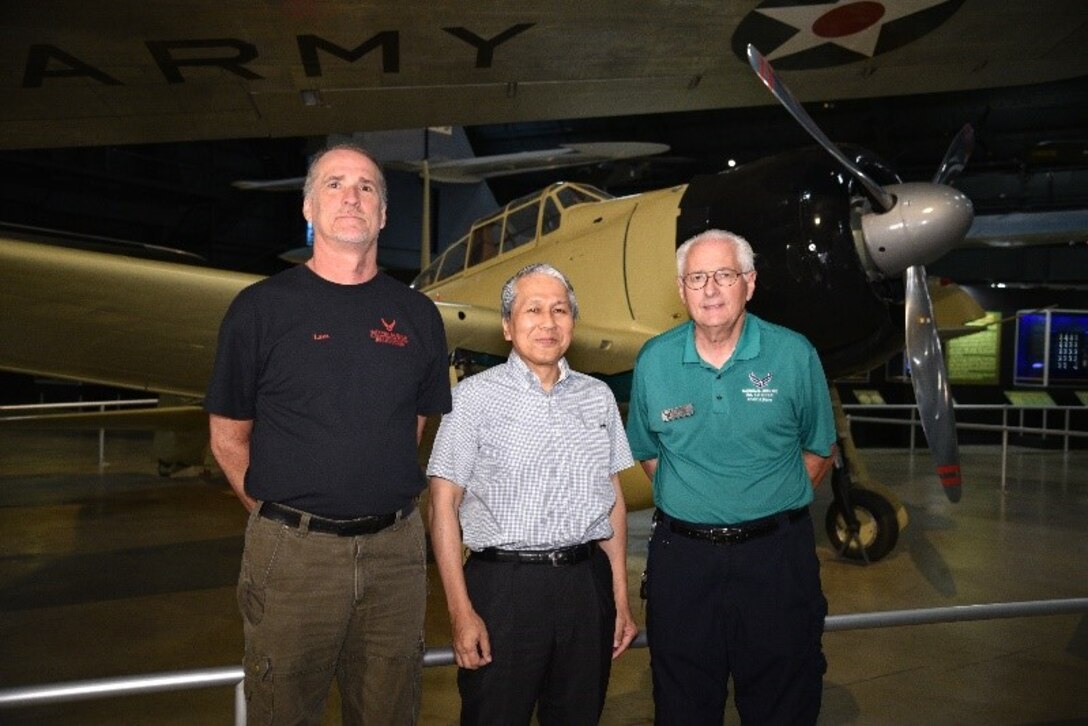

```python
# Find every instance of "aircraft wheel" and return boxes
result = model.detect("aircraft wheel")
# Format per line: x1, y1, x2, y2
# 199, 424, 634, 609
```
825, 489, 899, 562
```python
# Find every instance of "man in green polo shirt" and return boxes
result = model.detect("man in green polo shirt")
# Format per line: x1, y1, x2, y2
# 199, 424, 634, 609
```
626, 228, 836, 725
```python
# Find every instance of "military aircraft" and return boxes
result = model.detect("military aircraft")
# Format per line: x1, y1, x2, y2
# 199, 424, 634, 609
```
4, 1, 1087, 151
1, 42, 982, 562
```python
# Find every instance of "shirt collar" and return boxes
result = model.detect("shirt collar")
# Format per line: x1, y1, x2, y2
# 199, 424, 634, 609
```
681, 314, 763, 368
506, 349, 571, 391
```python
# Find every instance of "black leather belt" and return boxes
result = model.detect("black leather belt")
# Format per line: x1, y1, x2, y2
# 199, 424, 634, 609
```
258, 500, 413, 537
471, 542, 596, 566
663, 507, 808, 546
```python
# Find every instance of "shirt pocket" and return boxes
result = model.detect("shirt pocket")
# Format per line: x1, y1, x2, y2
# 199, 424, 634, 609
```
558, 407, 613, 479
472, 416, 516, 486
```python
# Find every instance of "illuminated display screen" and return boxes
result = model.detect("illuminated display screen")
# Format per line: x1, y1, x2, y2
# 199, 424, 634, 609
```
1014, 310, 1088, 386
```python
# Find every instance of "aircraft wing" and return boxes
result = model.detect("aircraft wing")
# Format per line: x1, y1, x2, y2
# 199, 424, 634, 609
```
964, 210, 1088, 248
388, 143, 671, 184
4, 1, 1087, 150
0, 235, 260, 398
0, 405, 207, 431
233, 141, 670, 189
1, 232, 652, 405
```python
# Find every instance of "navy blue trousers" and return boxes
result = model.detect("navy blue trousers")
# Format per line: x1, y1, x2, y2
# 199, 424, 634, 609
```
646, 509, 827, 725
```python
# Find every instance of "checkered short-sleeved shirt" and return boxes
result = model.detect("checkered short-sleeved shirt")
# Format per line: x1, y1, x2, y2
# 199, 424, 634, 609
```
427, 351, 634, 550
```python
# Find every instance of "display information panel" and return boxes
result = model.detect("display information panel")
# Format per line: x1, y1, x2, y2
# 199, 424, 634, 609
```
947, 311, 1001, 385
1014, 309, 1088, 386
1004, 390, 1056, 407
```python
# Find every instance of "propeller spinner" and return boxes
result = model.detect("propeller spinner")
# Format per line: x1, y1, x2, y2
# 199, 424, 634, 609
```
747, 44, 972, 502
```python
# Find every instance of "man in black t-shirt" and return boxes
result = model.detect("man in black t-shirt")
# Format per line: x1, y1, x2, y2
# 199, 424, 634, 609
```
205, 143, 451, 725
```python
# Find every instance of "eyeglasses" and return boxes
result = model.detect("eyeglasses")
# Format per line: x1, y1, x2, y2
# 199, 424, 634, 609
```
680, 268, 746, 290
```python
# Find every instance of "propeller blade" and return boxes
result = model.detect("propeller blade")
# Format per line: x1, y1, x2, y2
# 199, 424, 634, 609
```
745, 44, 967, 501
746, 44, 895, 212
932, 124, 975, 185
905, 264, 962, 502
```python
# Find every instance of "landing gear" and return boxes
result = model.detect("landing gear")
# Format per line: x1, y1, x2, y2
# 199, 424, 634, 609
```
824, 389, 906, 563
825, 485, 899, 563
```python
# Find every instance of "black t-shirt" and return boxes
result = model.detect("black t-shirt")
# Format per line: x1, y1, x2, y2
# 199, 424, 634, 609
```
205, 265, 451, 517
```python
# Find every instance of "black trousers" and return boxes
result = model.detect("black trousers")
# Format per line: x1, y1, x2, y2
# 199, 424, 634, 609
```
646, 509, 827, 725
457, 546, 616, 726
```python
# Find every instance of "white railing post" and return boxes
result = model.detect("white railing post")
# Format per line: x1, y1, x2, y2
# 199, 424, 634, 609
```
235, 679, 245, 726
1001, 407, 1009, 492
909, 407, 917, 452
98, 404, 106, 468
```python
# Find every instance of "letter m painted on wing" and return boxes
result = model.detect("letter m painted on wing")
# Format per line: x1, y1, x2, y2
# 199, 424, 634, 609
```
298, 32, 400, 76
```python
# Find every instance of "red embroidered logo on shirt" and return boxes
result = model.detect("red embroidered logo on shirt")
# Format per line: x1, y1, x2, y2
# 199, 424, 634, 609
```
312, 332, 330, 341
370, 318, 409, 347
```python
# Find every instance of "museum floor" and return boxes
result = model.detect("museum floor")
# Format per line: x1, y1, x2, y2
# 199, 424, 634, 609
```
1, 430, 1086, 725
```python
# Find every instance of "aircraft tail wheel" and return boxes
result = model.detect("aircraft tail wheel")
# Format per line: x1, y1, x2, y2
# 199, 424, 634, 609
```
825, 488, 899, 563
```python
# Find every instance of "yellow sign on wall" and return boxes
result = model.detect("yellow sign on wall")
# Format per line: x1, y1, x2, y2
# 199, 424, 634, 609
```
947, 311, 1001, 385
1004, 390, 1056, 407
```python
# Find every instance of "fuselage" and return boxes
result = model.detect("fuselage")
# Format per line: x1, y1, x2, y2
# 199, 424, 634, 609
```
416, 146, 912, 380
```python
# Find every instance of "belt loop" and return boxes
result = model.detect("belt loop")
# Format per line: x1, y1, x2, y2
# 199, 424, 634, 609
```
298, 512, 312, 534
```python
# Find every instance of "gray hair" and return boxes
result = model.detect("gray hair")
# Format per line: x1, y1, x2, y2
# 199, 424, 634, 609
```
302, 143, 388, 206
676, 229, 756, 276
500, 263, 580, 321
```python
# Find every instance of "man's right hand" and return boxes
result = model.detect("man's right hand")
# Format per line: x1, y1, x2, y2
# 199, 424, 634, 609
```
450, 609, 492, 669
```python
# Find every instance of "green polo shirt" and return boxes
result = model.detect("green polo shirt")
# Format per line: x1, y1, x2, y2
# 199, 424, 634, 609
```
626, 313, 836, 524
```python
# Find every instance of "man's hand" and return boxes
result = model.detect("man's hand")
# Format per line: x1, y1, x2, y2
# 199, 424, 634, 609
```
450, 608, 492, 669
612, 605, 638, 659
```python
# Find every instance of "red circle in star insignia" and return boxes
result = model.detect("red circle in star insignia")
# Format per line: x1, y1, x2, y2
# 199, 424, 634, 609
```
812, 1, 886, 38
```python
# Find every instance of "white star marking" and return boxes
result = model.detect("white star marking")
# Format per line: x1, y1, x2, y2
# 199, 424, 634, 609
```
756, 0, 951, 60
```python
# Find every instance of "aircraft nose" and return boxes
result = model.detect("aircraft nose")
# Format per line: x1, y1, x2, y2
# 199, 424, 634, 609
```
859, 182, 974, 278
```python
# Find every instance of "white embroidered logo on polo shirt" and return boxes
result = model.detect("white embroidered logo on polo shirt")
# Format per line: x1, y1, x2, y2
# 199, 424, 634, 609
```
749, 372, 772, 389
743, 371, 777, 403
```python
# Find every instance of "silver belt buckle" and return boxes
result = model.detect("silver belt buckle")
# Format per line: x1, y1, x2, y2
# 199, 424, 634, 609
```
549, 550, 562, 566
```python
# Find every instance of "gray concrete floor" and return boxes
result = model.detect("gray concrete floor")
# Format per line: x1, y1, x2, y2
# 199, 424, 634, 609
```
1, 429, 1086, 724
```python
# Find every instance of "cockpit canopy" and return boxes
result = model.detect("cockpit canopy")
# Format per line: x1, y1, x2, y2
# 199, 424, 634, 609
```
411, 182, 611, 289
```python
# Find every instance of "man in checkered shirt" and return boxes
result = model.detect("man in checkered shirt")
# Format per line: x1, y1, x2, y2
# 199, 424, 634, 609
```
427, 263, 638, 725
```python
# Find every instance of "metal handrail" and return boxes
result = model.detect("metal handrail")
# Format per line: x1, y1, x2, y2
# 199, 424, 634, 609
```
841, 401, 1086, 489
0, 398, 159, 413
2, 597, 1086, 717
0, 397, 165, 466
845, 414, 1088, 440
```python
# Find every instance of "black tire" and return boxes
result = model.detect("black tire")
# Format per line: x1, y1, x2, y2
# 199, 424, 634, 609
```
825, 488, 899, 562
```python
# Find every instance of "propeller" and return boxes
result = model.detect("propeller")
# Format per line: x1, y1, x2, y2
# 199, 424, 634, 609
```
747, 45, 973, 502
